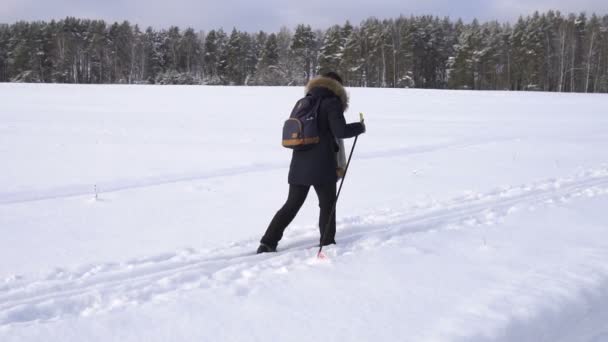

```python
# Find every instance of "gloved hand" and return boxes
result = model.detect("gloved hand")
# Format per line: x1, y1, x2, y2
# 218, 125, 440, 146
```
355, 121, 366, 136
358, 112, 366, 135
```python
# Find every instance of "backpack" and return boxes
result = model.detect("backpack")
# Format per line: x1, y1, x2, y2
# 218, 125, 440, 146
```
282, 94, 322, 150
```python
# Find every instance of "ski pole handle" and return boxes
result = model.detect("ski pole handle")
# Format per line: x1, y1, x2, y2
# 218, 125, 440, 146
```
359, 112, 366, 134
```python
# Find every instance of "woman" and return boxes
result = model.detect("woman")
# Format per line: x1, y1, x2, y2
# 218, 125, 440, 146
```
257, 71, 366, 253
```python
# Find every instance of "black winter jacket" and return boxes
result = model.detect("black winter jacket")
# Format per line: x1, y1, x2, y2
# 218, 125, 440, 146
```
288, 76, 365, 185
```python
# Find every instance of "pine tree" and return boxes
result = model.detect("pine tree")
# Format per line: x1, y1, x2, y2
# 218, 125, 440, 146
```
7, 21, 35, 82
255, 33, 286, 85
261, 33, 279, 66
572, 13, 588, 92
339, 21, 355, 80
598, 15, 608, 92
583, 14, 601, 92
475, 21, 503, 90
290, 24, 316, 84
203, 29, 221, 83
317, 25, 344, 74
240, 32, 257, 84
522, 12, 547, 90
85, 20, 108, 83
0, 23, 9, 81
395, 17, 415, 87
130, 25, 145, 83
359, 18, 386, 87
449, 23, 476, 89
276, 27, 293, 84
219, 28, 244, 85
180, 28, 202, 76
543, 12, 561, 91
143, 27, 164, 83
342, 26, 365, 86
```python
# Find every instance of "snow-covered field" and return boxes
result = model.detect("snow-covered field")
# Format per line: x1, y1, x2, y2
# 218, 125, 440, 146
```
1, 83, 608, 341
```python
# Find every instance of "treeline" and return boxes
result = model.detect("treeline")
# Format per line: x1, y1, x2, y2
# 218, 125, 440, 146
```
1, 11, 608, 92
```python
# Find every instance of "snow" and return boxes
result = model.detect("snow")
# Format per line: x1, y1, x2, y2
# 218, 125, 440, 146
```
1, 83, 608, 341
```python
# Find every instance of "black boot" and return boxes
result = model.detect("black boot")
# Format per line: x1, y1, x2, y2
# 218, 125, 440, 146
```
256, 243, 277, 254
319, 240, 336, 247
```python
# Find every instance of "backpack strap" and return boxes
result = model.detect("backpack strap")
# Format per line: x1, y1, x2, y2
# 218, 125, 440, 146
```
312, 94, 323, 121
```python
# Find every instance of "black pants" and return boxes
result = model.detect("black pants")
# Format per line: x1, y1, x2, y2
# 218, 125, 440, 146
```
261, 183, 337, 249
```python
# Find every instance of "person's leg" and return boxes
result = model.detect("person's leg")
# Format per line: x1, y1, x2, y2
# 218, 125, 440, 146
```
313, 182, 337, 246
260, 184, 310, 249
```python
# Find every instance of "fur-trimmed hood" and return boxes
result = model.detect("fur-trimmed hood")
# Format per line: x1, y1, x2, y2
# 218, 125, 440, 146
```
305, 76, 349, 111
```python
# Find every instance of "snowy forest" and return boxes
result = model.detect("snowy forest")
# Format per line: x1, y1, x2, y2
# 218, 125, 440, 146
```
1, 10, 608, 92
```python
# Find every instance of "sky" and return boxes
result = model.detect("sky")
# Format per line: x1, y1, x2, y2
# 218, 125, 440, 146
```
1, 0, 608, 32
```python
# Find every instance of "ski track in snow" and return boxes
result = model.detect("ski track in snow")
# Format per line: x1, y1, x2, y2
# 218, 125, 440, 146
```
0, 136, 516, 205
1, 167, 608, 328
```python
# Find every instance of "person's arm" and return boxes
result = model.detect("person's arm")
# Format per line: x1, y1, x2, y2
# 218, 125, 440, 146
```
326, 98, 365, 139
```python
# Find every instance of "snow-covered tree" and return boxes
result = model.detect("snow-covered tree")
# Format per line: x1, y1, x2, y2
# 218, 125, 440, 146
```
218, 28, 245, 85
1, 12, 607, 92
317, 25, 344, 75
203, 29, 223, 84
342, 26, 365, 86
254, 33, 286, 85
289, 24, 316, 84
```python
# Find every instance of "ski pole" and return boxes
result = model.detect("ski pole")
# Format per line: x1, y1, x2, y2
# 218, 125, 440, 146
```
318, 113, 364, 258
